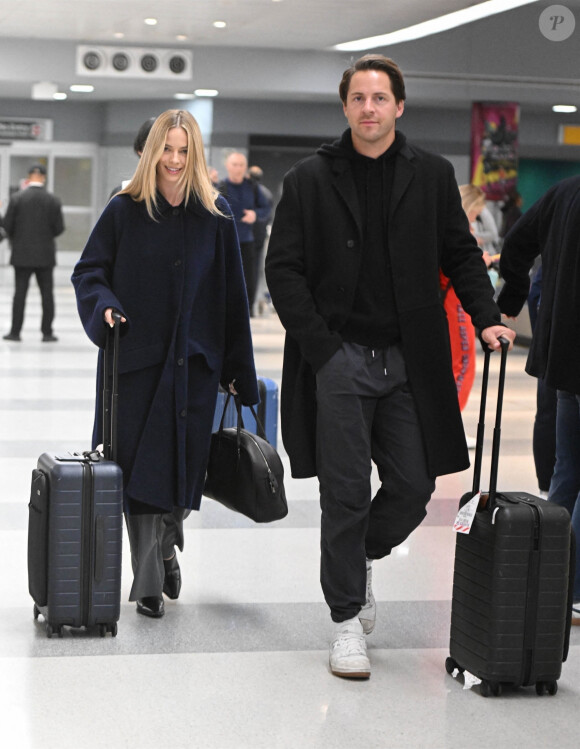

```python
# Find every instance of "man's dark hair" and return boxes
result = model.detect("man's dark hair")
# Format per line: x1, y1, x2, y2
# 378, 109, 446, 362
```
339, 55, 406, 104
133, 117, 156, 155
28, 164, 47, 176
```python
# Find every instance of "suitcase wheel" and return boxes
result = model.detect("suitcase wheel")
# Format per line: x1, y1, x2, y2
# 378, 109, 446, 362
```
99, 623, 118, 637
480, 680, 502, 698
45, 623, 63, 638
536, 681, 558, 696
445, 657, 463, 676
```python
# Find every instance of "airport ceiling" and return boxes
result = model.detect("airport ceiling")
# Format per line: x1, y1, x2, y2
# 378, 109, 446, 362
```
0, 0, 579, 111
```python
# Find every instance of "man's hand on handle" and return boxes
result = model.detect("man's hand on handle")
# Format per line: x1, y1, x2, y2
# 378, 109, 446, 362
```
481, 325, 516, 351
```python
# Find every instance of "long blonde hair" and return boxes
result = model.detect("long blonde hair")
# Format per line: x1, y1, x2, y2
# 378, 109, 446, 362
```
120, 109, 222, 220
458, 183, 486, 220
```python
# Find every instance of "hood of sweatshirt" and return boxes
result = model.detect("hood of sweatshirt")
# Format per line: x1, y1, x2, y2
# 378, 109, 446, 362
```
317, 128, 406, 161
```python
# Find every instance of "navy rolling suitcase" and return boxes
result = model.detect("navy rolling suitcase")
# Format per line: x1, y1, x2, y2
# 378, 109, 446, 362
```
211, 377, 279, 447
446, 339, 574, 696
241, 377, 278, 448
211, 386, 233, 432
28, 313, 124, 638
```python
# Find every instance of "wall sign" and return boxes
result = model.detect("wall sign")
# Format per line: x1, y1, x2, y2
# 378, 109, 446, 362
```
0, 117, 53, 142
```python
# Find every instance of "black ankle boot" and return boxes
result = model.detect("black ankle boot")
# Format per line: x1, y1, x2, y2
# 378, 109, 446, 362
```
163, 555, 182, 600
136, 596, 165, 618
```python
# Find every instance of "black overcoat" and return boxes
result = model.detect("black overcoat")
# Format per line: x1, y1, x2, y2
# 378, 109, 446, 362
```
3, 185, 64, 267
498, 175, 580, 395
72, 193, 258, 514
265, 133, 501, 479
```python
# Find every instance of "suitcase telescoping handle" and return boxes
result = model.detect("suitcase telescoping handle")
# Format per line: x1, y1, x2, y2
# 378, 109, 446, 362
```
102, 310, 122, 462
471, 336, 510, 509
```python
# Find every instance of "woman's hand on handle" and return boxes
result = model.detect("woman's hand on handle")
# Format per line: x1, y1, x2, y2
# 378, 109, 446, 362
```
104, 308, 126, 328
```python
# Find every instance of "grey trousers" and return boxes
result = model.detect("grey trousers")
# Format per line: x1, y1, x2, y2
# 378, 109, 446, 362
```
315, 342, 436, 622
125, 507, 190, 601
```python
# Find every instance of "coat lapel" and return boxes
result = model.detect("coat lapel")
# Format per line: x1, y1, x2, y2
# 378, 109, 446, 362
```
390, 147, 416, 219
332, 159, 363, 239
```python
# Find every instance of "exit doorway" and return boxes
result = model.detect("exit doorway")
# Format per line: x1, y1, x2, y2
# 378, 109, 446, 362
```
0, 141, 98, 267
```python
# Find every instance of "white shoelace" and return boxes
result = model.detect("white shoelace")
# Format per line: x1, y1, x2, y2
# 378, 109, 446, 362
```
331, 630, 366, 656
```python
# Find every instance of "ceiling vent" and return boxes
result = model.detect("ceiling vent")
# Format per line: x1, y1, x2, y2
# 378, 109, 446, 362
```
76, 46, 192, 80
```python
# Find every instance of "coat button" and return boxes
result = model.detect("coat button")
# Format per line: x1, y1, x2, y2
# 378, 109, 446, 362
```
338, 286, 345, 293
346, 239, 355, 248
177, 358, 184, 366
174, 259, 182, 267
173, 209, 179, 215
180, 409, 187, 418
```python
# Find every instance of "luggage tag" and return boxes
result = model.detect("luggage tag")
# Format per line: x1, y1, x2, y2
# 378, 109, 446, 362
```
453, 491, 481, 534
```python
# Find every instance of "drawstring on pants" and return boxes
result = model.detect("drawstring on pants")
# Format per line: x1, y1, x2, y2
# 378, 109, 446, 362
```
370, 348, 388, 377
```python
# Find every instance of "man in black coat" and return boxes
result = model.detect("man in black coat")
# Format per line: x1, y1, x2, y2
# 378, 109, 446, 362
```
3, 164, 65, 342
498, 176, 580, 626
266, 54, 514, 679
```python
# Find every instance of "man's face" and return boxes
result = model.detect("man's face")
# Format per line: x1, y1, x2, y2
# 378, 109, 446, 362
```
343, 70, 404, 154
225, 154, 248, 183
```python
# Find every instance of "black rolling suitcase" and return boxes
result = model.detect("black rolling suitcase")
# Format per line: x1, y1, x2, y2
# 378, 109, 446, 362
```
446, 338, 575, 697
28, 313, 124, 638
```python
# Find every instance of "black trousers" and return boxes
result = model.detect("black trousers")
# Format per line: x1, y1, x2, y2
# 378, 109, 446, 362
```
533, 376, 557, 492
239, 241, 257, 310
9, 266, 55, 337
315, 342, 435, 623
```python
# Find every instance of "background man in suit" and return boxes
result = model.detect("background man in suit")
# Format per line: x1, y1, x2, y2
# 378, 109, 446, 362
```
3, 164, 65, 342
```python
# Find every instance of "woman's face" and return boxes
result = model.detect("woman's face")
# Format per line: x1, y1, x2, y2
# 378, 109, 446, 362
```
156, 127, 188, 192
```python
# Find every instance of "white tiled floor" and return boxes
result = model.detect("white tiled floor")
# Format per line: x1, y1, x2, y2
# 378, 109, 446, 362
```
1, 263, 578, 749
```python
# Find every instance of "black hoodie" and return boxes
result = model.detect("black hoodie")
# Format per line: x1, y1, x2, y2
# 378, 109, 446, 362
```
317, 128, 405, 347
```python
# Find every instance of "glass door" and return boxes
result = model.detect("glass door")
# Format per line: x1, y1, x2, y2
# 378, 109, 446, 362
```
0, 146, 12, 266
0, 142, 98, 269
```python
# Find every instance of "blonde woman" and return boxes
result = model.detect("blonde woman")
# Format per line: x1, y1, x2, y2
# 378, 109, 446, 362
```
72, 110, 258, 618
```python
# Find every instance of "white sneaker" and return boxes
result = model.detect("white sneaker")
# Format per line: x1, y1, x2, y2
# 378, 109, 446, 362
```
359, 559, 376, 634
329, 616, 370, 678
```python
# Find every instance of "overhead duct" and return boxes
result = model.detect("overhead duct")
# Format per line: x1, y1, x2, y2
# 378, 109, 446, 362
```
76, 45, 192, 80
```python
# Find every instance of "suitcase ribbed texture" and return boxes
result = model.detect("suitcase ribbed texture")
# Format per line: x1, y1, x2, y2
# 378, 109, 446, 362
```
450, 493, 570, 687
35, 453, 123, 633
447, 339, 573, 695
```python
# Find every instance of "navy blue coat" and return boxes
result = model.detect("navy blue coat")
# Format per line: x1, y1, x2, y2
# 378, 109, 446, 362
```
72, 193, 258, 514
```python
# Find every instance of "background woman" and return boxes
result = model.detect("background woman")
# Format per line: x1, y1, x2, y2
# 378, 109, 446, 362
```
72, 110, 258, 618
440, 184, 492, 414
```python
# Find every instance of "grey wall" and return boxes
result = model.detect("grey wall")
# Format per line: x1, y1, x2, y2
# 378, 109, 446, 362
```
2, 94, 580, 206
2, 92, 578, 157
0, 99, 105, 142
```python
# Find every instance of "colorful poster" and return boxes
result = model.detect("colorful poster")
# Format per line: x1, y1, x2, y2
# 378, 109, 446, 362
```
470, 103, 520, 201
